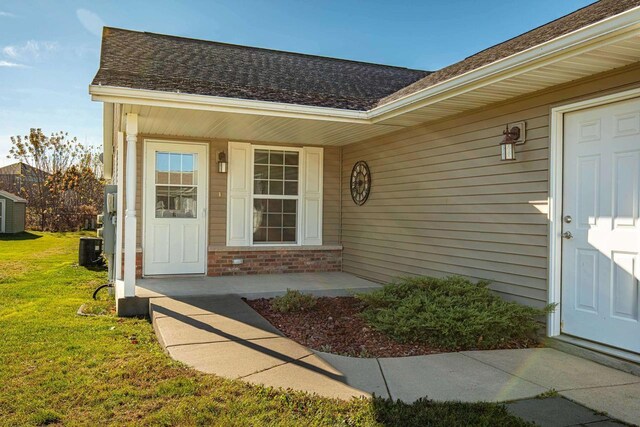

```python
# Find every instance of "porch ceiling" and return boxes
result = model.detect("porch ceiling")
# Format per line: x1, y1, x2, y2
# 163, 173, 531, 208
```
121, 103, 404, 146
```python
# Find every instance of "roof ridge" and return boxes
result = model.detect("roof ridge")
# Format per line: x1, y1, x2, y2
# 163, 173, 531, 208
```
102, 26, 431, 74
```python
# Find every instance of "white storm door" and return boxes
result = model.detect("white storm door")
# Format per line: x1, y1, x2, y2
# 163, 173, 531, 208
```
144, 142, 207, 275
561, 97, 640, 354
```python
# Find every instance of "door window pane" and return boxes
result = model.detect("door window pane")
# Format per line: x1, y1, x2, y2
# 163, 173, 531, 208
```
156, 186, 197, 218
155, 152, 198, 218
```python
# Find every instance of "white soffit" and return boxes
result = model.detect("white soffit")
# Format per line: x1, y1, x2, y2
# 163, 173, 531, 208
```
122, 104, 404, 146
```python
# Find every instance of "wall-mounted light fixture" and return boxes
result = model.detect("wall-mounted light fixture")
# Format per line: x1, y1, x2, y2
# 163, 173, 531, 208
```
500, 121, 526, 161
217, 151, 228, 173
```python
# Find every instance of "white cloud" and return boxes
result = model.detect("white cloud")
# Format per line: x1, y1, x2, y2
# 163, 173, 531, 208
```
76, 9, 105, 37
2, 40, 59, 60
0, 11, 15, 18
0, 60, 26, 67
2, 46, 17, 57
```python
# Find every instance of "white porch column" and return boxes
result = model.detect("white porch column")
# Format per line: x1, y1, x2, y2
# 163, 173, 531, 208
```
123, 113, 138, 297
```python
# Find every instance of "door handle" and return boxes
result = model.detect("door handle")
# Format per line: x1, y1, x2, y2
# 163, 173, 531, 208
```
563, 215, 572, 223
562, 231, 573, 239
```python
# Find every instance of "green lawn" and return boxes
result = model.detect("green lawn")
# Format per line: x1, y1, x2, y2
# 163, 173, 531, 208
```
0, 232, 532, 426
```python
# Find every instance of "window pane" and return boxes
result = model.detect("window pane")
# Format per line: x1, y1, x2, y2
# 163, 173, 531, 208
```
155, 186, 170, 216
283, 214, 296, 227
182, 154, 194, 172
183, 154, 196, 185
182, 172, 194, 185
156, 153, 169, 184
269, 165, 284, 180
267, 199, 282, 212
254, 227, 267, 242
255, 150, 269, 164
169, 153, 182, 184
284, 166, 298, 180
268, 213, 282, 227
269, 181, 283, 195
282, 228, 296, 242
269, 151, 284, 165
254, 165, 269, 179
283, 200, 296, 213
284, 151, 299, 166
254, 180, 268, 195
267, 228, 282, 242
284, 181, 297, 195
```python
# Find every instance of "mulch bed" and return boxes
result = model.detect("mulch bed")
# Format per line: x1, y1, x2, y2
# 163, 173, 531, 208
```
245, 296, 446, 358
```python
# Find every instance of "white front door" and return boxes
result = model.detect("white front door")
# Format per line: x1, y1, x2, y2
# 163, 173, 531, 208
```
144, 141, 208, 275
561, 97, 640, 354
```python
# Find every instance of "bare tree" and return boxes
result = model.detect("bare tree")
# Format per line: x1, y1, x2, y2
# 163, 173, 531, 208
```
7, 128, 104, 231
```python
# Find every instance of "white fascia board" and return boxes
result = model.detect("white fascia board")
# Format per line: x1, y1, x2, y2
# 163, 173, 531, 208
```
89, 85, 370, 124
88, 6, 640, 126
368, 6, 640, 122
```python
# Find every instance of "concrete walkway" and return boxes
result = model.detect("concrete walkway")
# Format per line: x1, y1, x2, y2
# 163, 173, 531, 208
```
150, 295, 640, 425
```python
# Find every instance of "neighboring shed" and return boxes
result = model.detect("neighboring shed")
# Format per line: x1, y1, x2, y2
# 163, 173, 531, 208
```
0, 190, 27, 234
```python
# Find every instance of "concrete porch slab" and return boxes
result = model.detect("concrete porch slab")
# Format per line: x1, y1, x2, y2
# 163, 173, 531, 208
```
137, 272, 381, 299
462, 348, 640, 391
378, 353, 546, 403
150, 295, 272, 319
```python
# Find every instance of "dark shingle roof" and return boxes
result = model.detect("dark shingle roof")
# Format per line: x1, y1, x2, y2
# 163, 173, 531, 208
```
379, 0, 640, 106
92, 28, 430, 111
92, 0, 640, 111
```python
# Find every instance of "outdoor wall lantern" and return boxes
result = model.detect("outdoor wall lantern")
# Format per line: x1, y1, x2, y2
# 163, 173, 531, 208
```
500, 121, 526, 161
217, 151, 228, 173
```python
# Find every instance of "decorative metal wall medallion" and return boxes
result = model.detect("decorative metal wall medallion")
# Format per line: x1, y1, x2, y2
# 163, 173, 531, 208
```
350, 161, 371, 205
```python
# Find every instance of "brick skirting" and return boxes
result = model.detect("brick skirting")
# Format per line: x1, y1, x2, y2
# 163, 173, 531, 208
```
207, 248, 342, 276
129, 247, 342, 277
122, 252, 144, 278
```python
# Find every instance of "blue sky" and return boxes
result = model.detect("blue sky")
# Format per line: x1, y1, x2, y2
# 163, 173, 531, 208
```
0, 0, 593, 166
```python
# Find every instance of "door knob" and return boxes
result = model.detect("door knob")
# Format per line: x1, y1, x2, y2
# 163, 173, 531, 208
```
563, 215, 572, 223
562, 231, 573, 239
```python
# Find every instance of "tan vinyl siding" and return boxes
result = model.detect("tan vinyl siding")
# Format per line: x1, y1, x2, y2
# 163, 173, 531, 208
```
208, 140, 228, 246
126, 137, 341, 250
342, 62, 640, 308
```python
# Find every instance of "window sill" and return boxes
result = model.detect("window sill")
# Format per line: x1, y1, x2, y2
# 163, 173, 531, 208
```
208, 245, 342, 252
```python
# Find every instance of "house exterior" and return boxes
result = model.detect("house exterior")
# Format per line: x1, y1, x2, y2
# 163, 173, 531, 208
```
0, 162, 47, 195
0, 190, 26, 234
90, 0, 640, 360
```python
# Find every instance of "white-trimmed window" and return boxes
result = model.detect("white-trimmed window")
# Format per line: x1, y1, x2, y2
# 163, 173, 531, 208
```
252, 148, 300, 244
227, 142, 323, 247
